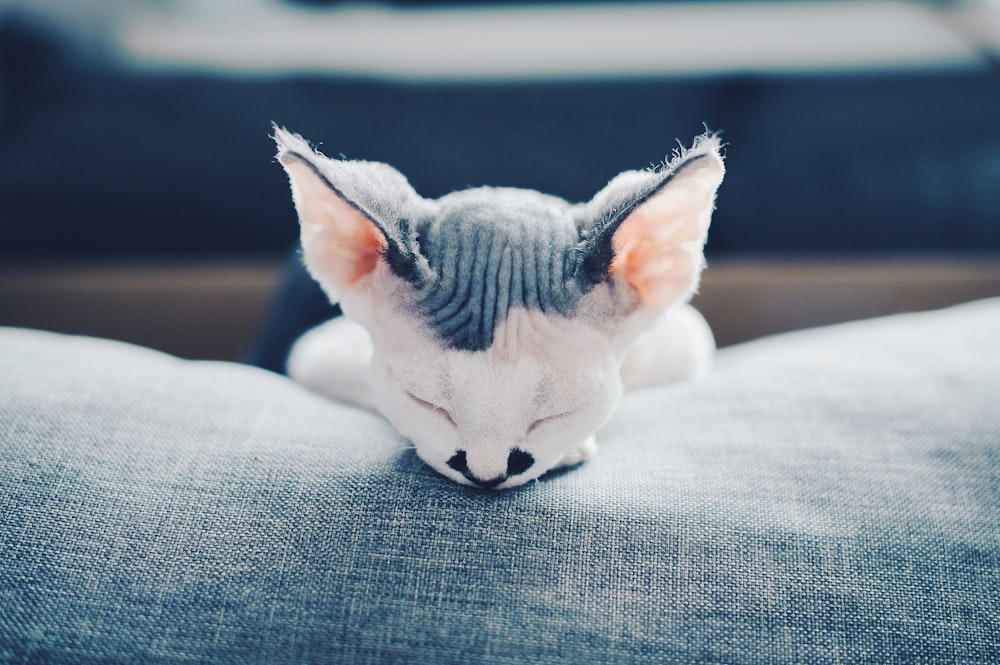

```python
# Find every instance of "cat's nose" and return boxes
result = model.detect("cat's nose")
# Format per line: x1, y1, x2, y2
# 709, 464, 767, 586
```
446, 448, 534, 488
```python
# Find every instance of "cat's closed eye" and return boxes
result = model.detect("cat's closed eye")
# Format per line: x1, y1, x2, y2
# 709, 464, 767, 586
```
406, 392, 457, 428
527, 410, 579, 435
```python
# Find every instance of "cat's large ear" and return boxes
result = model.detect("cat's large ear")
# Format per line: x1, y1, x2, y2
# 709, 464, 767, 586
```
579, 135, 724, 311
273, 127, 428, 303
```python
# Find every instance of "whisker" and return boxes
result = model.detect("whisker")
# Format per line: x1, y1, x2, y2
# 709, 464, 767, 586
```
408, 454, 429, 473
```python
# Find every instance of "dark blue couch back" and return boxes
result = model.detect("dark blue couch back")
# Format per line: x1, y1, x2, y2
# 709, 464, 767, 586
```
2, 17, 999, 261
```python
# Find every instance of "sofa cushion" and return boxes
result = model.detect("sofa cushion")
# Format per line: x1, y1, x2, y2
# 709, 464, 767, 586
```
2, 299, 998, 663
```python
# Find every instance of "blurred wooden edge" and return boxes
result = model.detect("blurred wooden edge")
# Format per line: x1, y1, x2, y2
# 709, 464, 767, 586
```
0, 260, 281, 361
1, 256, 999, 360
694, 255, 1000, 347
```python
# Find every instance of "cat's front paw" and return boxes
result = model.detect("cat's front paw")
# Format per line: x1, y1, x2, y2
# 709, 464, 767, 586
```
556, 435, 597, 469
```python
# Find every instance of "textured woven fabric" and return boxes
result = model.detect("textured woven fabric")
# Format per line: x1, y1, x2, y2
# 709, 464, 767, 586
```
2, 300, 999, 664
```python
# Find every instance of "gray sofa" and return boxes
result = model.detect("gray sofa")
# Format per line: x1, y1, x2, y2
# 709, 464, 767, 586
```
3, 298, 998, 663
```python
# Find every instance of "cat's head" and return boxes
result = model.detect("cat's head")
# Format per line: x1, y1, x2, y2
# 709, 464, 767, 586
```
275, 127, 724, 489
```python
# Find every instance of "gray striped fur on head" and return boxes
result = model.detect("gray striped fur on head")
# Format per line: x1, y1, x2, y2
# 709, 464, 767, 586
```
275, 127, 721, 352
411, 188, 589, 351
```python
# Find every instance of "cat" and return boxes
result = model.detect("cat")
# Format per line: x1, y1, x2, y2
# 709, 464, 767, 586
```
274, 127, 724, 489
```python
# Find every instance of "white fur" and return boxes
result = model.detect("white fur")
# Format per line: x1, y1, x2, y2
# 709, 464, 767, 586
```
289, 293, 714, 488
287, 316, 376, 412
619, 303, 715, 390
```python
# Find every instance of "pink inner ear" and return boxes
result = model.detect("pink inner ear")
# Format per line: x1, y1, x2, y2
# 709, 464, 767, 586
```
285, 161, 387, 288
609, 188, 707, 308
309, 200, 387, 287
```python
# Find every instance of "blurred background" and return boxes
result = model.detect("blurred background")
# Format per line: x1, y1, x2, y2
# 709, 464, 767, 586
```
1, 0, 999, 361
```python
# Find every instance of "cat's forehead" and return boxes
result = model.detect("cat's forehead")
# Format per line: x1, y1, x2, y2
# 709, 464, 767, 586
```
420, 187, 579, 260
407, 187, 590, 354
